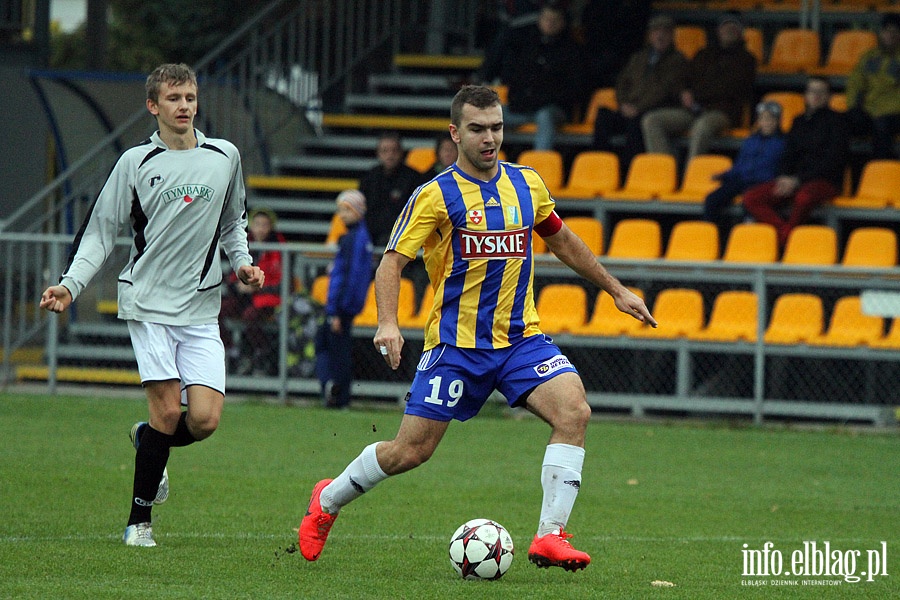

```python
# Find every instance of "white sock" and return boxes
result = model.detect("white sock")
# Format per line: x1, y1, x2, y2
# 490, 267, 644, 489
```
537, 443, 585, 536
320, 442, 388, 513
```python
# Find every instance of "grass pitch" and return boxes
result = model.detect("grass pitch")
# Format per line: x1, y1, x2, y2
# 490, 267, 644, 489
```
0, 392, 897, 599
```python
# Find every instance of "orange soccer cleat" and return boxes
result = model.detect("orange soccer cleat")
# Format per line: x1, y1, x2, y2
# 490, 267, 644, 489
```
527, 529, 591, 571
298, 479, 338, 561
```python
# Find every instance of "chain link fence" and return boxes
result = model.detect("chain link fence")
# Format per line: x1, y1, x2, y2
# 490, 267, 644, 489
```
3, 234, 898, 425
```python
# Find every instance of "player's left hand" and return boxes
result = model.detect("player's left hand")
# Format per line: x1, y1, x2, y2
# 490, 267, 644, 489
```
237, 265, 265, 289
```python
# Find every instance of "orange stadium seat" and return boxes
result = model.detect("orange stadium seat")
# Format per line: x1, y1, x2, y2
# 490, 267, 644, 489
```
611, 153, 677, 200
659, 154, 733, 203
664, 220, 720, 261
872, 318, 900, 350
536, 284, 588, 334
763, 293, 824, 344
561, 88, 618, 135
563, 216, 603, 255
760, 92, 806, 132
759, 29, 821, 74
630, 288, 705, 339
556, 151, 620, 198
325, 213, 348, 246
829, 93, 848, 112
832, 160, 900, 209
399, 285, 435, 330
722, 223, 778, 263
689, 290, 759, 343
743, 27, 764, 64
811, 30, 877, 76
516, 150, 564, 196
310, 275, 329, 305
405, 146, 436, 173
355, 279, 416, 326
781, 225, 838, 266
841, 227, 898, 267
606, 218, 662, 259
674, 26, 708, 59
572, 287, 645, 337
533, 230, 547, 254
810, 296, 884, 347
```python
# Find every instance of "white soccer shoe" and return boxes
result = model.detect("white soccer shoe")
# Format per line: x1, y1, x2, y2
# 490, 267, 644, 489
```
123, 522, 157, 547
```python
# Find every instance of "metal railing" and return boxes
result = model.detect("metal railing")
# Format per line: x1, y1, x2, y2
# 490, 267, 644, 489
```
3, 233, 898, 425
2, 0, 480, 236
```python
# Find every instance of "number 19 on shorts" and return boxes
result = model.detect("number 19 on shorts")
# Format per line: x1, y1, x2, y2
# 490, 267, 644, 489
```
424, 376, 464, 407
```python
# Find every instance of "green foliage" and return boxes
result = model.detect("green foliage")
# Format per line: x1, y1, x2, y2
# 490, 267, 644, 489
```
0, 393, 897, 599
50, 0, 263, 71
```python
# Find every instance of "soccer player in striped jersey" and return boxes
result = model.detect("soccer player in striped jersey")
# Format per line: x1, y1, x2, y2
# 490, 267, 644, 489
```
299, 85, 655, 571
40, 63, 264, 547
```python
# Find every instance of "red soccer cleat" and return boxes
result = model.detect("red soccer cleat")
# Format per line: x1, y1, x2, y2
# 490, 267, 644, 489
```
298, 479, 338, 561
527, 529, 591, 572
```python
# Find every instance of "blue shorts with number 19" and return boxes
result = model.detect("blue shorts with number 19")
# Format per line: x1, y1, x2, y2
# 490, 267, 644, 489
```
404, 334, 578, 422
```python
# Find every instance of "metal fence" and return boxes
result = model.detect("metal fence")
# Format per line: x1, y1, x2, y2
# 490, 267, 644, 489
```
3, 233, 898, 426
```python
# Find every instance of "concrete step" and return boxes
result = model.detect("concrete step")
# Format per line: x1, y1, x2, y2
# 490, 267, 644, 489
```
368, 73, 458, 93
271, 154, 377, 174
298, 133, 435, 153
345, 93, 453, 113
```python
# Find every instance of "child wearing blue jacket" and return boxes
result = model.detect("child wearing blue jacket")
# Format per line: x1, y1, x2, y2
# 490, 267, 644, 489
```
315, 189, 374, 408
704, 101, 786, 231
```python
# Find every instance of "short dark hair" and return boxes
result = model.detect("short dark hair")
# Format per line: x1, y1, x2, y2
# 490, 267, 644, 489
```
451, 85, 501, 126
146, 63, 197, 103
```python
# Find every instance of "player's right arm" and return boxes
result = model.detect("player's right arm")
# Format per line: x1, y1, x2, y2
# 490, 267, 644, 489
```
542, 216, 657, 328
373, 250, 411, 370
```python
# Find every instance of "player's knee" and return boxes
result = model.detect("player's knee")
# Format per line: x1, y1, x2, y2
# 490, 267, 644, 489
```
188, 413, 220, 441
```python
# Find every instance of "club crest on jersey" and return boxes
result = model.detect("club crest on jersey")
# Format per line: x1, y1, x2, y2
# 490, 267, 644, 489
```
458, 227, 528, 260
160, 184, 215, 205
534, 355, 573, 377
467, 209, 483, 224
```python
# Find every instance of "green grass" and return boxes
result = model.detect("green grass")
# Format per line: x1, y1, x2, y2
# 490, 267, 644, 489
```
1, 392, 897, 599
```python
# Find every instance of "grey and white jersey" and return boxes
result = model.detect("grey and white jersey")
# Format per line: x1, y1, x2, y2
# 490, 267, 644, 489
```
60, 130, 252, 326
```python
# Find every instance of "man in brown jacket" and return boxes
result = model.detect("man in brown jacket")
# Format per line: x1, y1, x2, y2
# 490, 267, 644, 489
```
641, 11, 756, 161
592, 14, 687, 176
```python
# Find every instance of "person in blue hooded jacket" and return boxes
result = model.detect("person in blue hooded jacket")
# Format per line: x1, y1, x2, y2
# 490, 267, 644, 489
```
703, 100, 786, 236
315, 189, 374, 408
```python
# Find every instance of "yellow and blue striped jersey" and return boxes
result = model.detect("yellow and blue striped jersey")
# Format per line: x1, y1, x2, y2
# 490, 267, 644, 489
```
387, 162, 556, 350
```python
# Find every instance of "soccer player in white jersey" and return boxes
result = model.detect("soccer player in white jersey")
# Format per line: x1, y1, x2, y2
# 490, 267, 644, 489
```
40, 63, 264, 547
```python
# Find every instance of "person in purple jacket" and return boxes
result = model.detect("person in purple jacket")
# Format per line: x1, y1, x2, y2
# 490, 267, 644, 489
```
703, 100, 786, 235
315, 189, 374, 408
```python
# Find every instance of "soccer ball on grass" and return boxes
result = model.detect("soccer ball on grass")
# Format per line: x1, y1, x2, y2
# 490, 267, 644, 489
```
448, 518, 514, 580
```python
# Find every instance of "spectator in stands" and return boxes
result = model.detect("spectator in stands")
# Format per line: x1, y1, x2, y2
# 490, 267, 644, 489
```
315, 190, 373, 409
742, 77, 850, 247
845, 13, 900, 159
703, 101, 786, 236
477, 1, 584, 150
591, 13, 687, 177
580, 0, 653, 89
220, 207, 286, 375
360, 131, 425, 247
641, 10, 756, 161
427, 132, 458, 178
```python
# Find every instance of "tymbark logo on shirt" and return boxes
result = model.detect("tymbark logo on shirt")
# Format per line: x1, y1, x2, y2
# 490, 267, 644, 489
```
160, 184, 215, 205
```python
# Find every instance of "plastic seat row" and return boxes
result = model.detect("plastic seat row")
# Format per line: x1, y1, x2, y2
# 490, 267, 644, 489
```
517, 150, 900, 211
535, 284, 900, 349
546, 218, 896, 267
671, 23, 878, 75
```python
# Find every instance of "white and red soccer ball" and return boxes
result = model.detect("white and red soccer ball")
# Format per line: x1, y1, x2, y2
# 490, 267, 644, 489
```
448, 518, 514, 580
